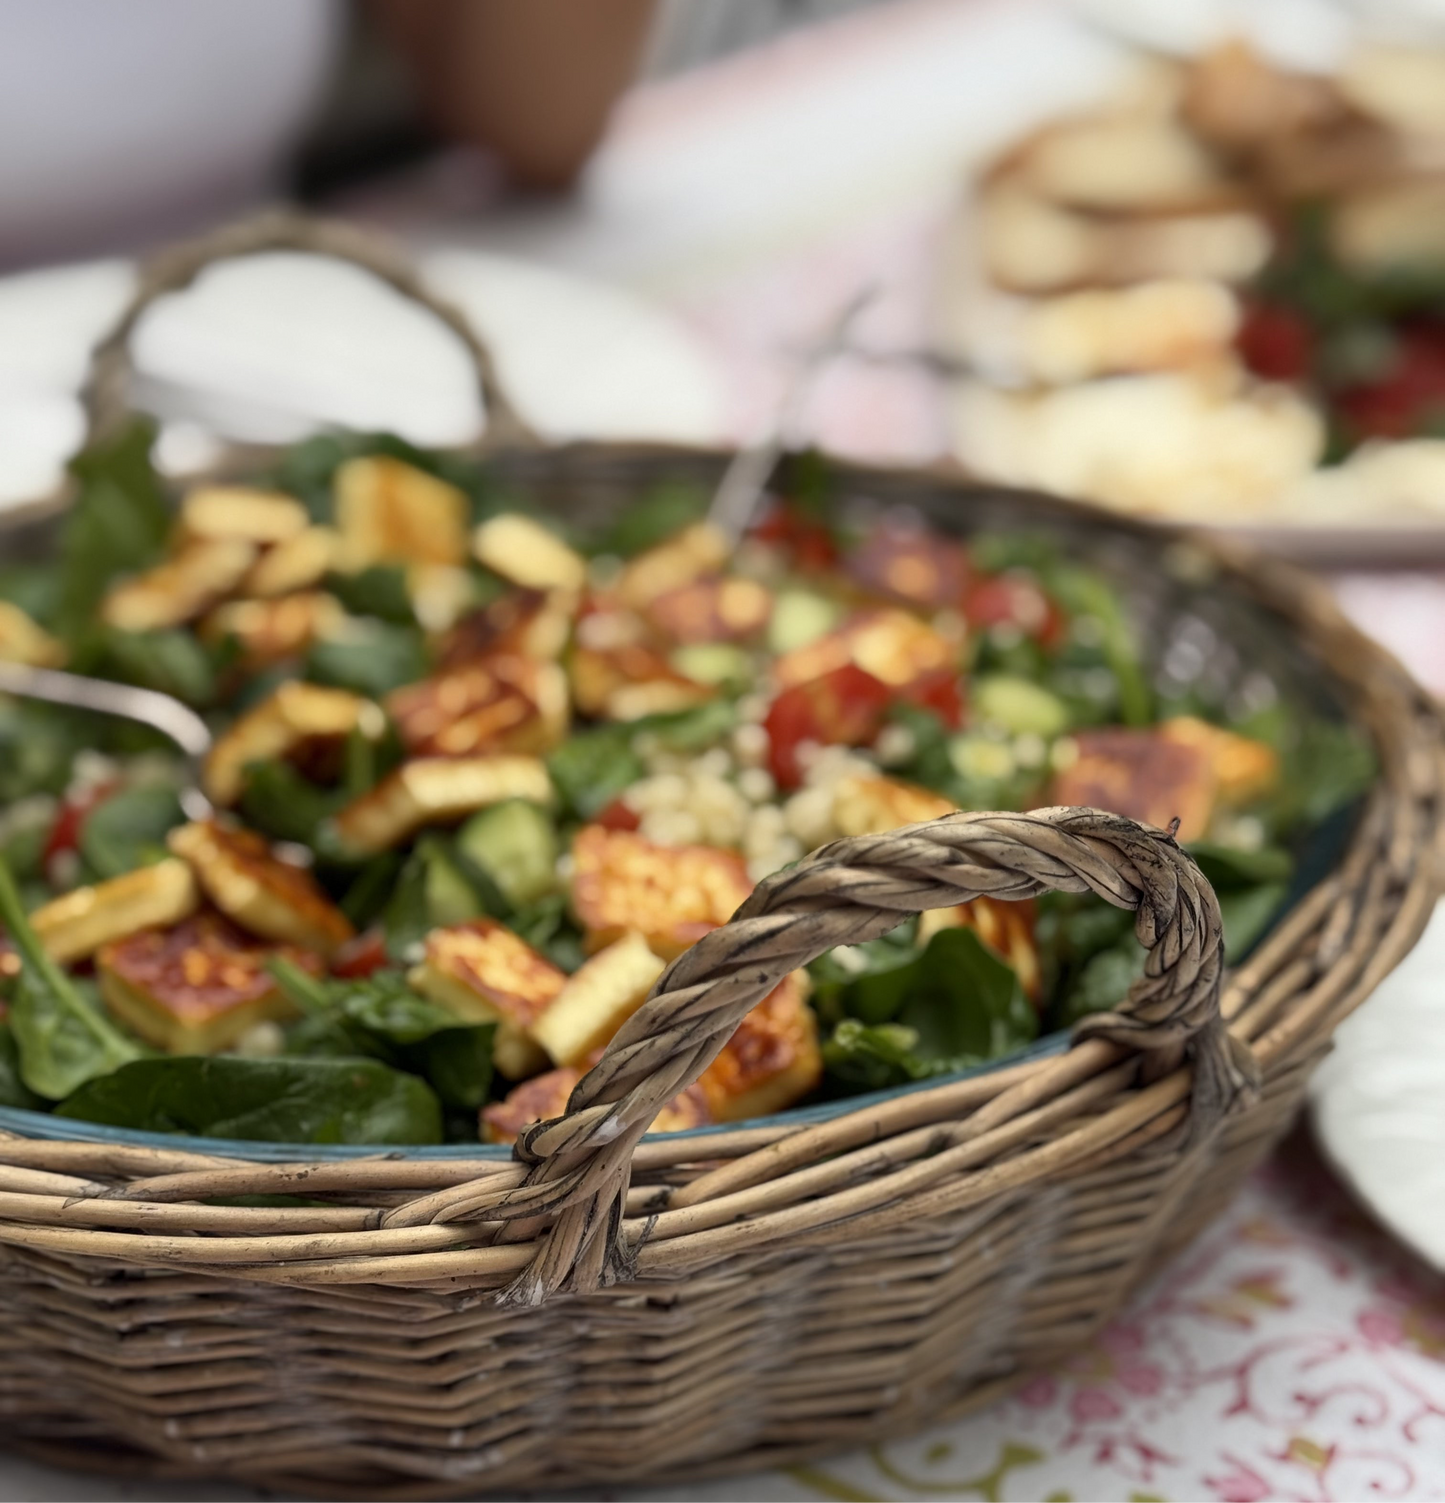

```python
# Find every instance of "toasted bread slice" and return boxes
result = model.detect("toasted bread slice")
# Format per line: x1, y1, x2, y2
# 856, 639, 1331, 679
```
1050, 725, 1216, 840
0, 600, 65, 668
531, 930, 666, 1067
917, 896, 1042, 1002
31, 858, 200, 965
330, 755, 554, 858
410, 918, 565, 1078
570, 825, 753, 960
97, 912, 315, 1055
334, 456, 469, 570
168, 821, 354, 959
481, 1066, 711, 1144
386, 656, 568, 758
473, 513, 587, 594
698, 971, 821, 1122
205, 681, 381, 806
101, 538, 257, 633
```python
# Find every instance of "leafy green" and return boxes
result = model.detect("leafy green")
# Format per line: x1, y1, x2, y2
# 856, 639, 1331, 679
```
808, 919, 922, 1026
548, 725, 644, 822
381, 838, 492, 962
596, 481, 708, 558
270, 960, 495, 1111
634, 699, 737, 752
77, 628, 221, 708
78, 784, 185, 880
238, 760, 342, 847
57, 1055, 443, 1144
323, 565, 417, 627
0, 564, 62, 630
1057, 941, 1147, 1027
0, 1024, 42, 1110
1218, 884, 1288, 961
56, 420, 170, 640
1187, 841, 1294, 889
306, 620, 428, 697
0, 798, 56, 883
0, 701, 86, 803
0, 855, 143, 1099
506, 891, 587, 973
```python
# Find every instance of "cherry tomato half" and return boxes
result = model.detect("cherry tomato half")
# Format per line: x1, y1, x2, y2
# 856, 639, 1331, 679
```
765, 663, 892, 789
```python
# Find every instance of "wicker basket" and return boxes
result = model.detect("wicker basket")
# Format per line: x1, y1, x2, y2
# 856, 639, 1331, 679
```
0, 217, 1441, 1499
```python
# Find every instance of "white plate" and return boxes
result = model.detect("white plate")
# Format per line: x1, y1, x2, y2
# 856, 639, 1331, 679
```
0, 246, 725, 511
1310, 896, 1445, 1274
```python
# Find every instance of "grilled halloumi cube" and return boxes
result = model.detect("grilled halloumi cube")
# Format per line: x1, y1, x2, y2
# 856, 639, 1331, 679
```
168, 820, 354, 959
833, 774, 957, 838
204, 681, 381, 806
1158, 716, 1278, 808
481, 1065, 712, 1144
241, 526, 340, 598
97, 912, 316, 1055
334, 456, 469, 570
439, 588, 575, 668
330, 755, 554, 858
410, 918, 565, 1078
0, 600, 65, 668
473, 513, 588, 594
774, 609, 957, 693
531, 930, 666, 1067
386, 656, 568, 758
178, 487, 309, 546
30, 858, 199, 965
616, 523, 730, 612
569, 641, 713, 722
698, 970, 821, 1122
847, 525, 970, 611
202, 592, 349, 673
645, 575, 772, 645
101, 538, 257, 633
1050, 725, 1215, 841
917, 896, 1042, 1002
571, 824, 753, 960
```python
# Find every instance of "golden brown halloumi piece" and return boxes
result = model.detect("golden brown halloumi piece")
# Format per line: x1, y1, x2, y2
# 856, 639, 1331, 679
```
168, 821, 354, 959
473, 513, 588, 594
616, 523, 730, 612
201, 592, 348, 673
1049, 726, 1215, 841
833, 775, 957, 839
1158, 716, 1278, 808
330, 755, 554, 858
481, 1065, 712, 1144
204, 681, 381, 806
847, 526, 970, 611
773, 609, 957, 693
101, 538, 257, 633
97, 912, 317, 1055
386, 656, 568, 759
439, 588, 574, 669
570, 825, 753, 960
917, 897, 1043, 1003
0, 600, 65, 668
241, 526, 341, 598
531, 930, 666, 1067
698, 971, 821, 1122
30, 859, 200, 965
178, 487, 309, 547
644, 575, 772, 645
410, 918, 565, 1078
334, 456, 469, 570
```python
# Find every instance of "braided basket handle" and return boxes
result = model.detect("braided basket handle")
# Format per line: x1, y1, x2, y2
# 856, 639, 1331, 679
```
82, 208, 536, 450
496, 805, 1256, 1306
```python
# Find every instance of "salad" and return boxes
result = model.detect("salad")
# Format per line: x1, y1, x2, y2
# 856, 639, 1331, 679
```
0, 424, 1373, 1146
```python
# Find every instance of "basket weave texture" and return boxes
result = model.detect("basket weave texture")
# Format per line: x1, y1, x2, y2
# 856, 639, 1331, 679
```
0, 217, 1442, 1499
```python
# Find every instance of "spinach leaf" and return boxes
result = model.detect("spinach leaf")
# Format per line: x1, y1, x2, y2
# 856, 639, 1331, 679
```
0, 700, 85, 803
79, 784, 185, 880
57, 420, 170, 640
1057, 940, 1147, 1027
78, 628, 221, 708
306, 620, 427, 697
239, 760, 343, 847
633, 699, 737, 752
548, 726, 644, 821
507, 891, 587, 973
1219, 883, 1288, 962
0, 855, 143, 1098
1187, 842, 1294, 890
323, 565, 417, 626
0, 797, 57, 883
808, 920, 923, 1026
57, 1055, 443, 1144
822, 1020, 934, 1093
0, 1023, 42, 1110
596, 481, 708, 558
0, 564, 62, 630
379, 838, 489, 963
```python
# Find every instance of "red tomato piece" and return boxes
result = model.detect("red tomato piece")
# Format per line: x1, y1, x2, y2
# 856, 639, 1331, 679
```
330, 929, 390, 979
765, 663, 892, 790
963, 575, 1065, 649
1337, 324, 1445, 440
594, 797, 641, 832
898, 667, 965, 729
45, 779, 121, 865
1236, 301, 1315, 382
752, 503, 838, 572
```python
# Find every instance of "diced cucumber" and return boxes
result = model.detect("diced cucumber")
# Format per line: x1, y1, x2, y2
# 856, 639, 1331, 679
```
670, 643, 751, 687
948, 735, 1017, 784
455, 800, 558, 911
972, 675, 1070, 738
424, 843, 485, 929
768, 590, 840, 654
